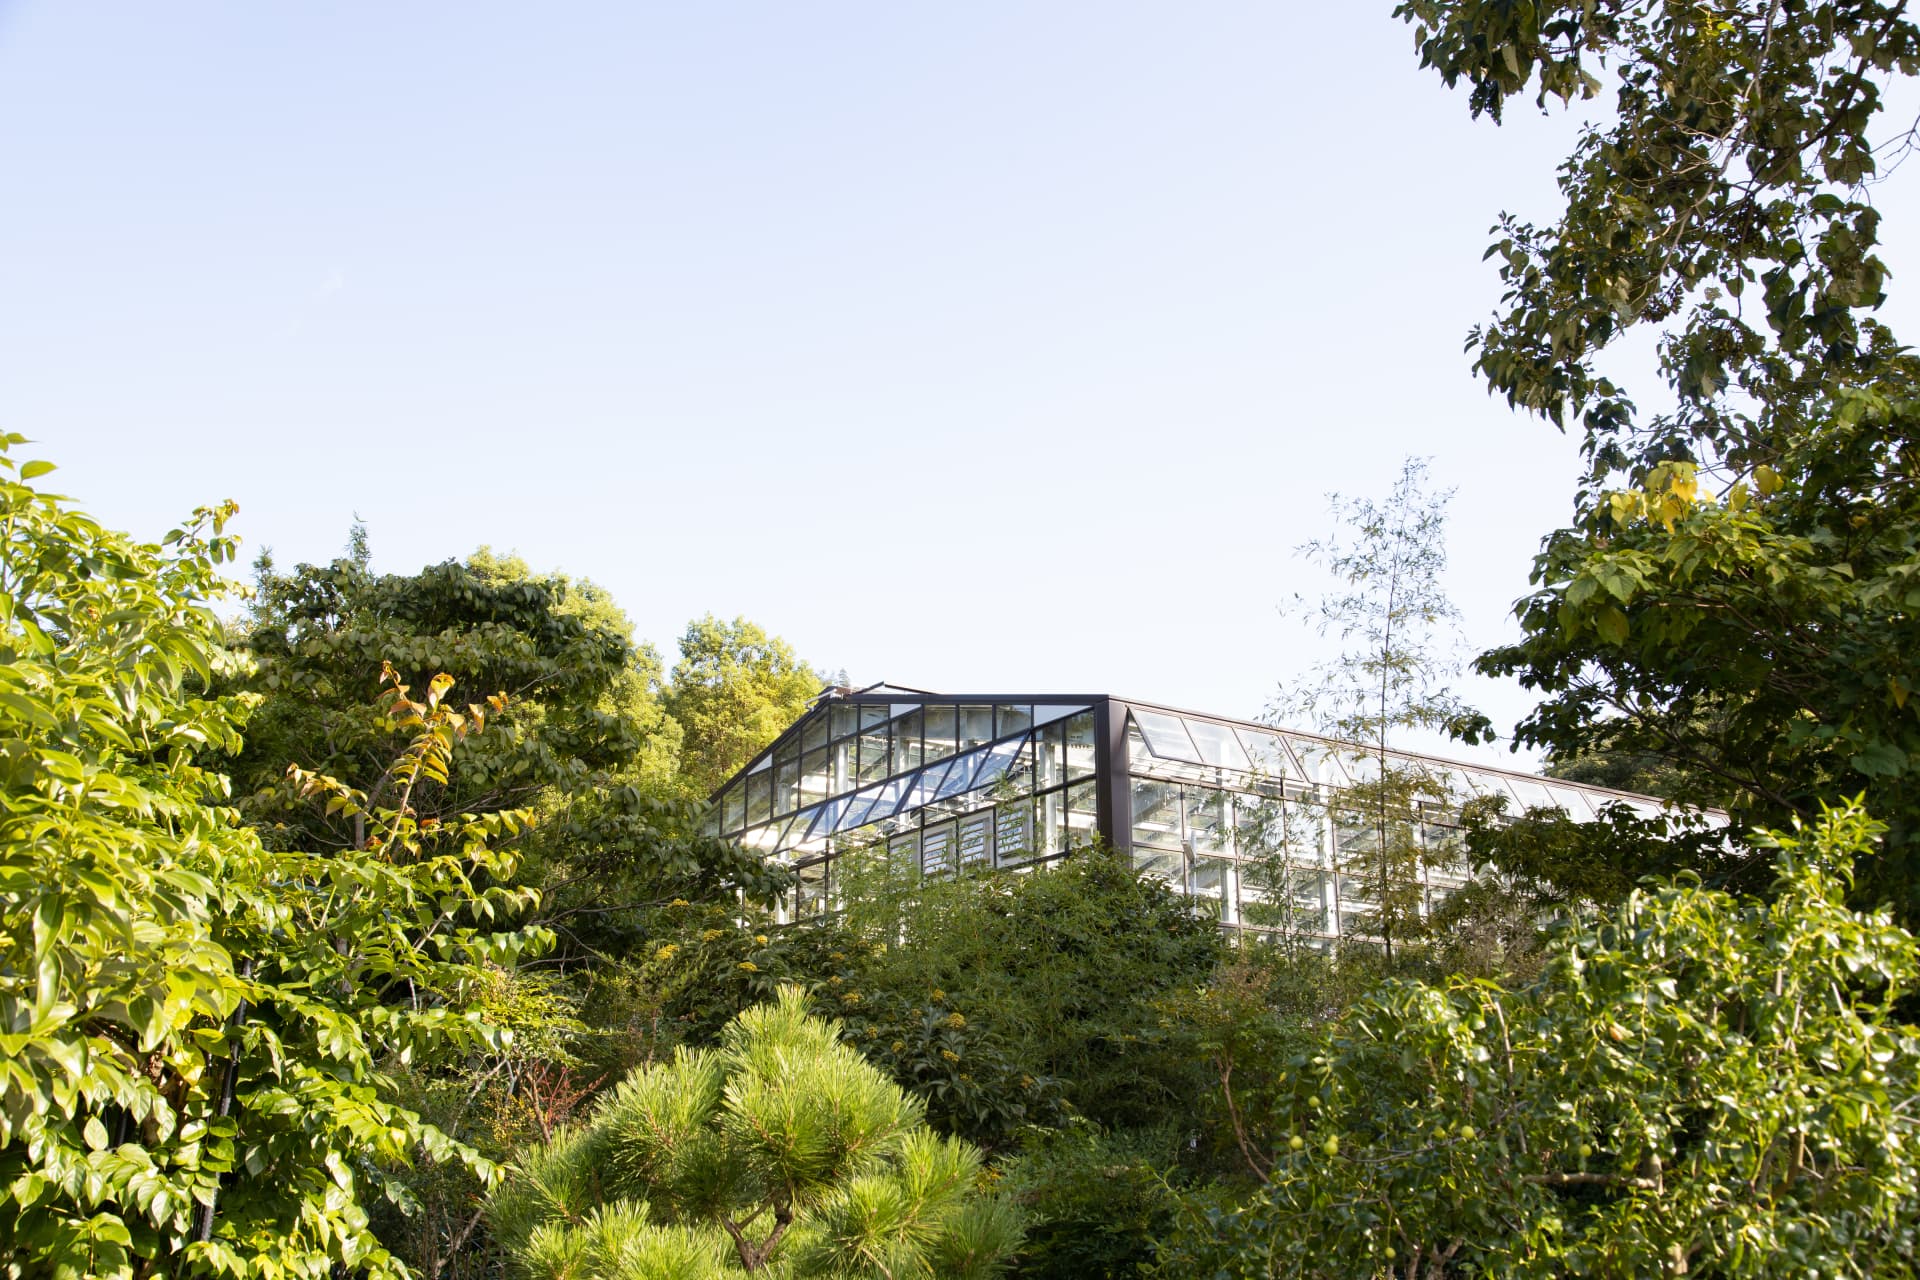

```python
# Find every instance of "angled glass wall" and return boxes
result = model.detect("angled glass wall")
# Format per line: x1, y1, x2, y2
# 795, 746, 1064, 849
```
710, 692, 1103, 922
1115, 700, 1677, 943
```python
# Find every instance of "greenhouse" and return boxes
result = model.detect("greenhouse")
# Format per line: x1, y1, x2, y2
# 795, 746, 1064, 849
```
707, 684, 1677, 938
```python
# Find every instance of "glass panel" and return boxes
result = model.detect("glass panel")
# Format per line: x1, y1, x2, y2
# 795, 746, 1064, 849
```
799, 748, 833, 807
936, 748, 985, 799
922, 821, 956, 878
1341, 750, 1382, 786
890, 709, 925, 776
742, 822, 783, 855
958, 704, 995, 751
923, 705, 957, 763
1183, 718, 1252, 771
971, 736, 1027, 795
801, 714, 830, 753
1186, 786, 1231, 855
808, 798, 841, 840
1335, 808, 1379, 861
748, 751, 773, 775
958, 813, 992, 869
1287, 736, 1350, 786
1422, 820, 1469, 879
1037, 788, 1065, 859
995, 800, 1034, 866
774, 759, 800, 816
1241, 867, 1330, 934
1239, 794, 1326, 865
830, 704, 858, 740
722, 784, 745, 833
995, 704, 1033, 738
1132, 709, 1203, 764
1191, 856, 1236, 923
1546, 784, 1600, 819
836, 784, 888, 833
902, 758, 953, 811
1032, 702, 1090, 728
1067, 778, 1098, 817
1236, 727, 1296, 784
858, 727, 891, 785
1065, 712, 1098, 780
832, 736, 859, 793
1132, 848, 1180, 885
1130, 777, 1182, 849
1065, 785, 1099, 848
786, 805, 822, 847
859, 703, 888, 731
746, 771, 773, 826
1127, 723, 1156, 771
867, 778, 910, 825
797, 859, 829, 918
1035, 722, 1065, 788
1504, 776, 1563, 813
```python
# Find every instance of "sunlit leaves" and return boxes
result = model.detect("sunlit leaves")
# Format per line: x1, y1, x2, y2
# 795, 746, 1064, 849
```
1160, 802, 1920, 1278
0, 446, 545, 1279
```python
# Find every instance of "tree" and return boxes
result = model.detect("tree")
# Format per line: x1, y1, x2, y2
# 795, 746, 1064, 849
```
230, 552, 791, 1276
1273, 456, 1475, 959
842, 848, 1225, 1134
663, 616, 823, 797
486, 986, 1023, 1279
1154, 801, 1920, 1279
0, 441, 544, 1278
1395, 0, 1920, 921
232, 551, 785, 962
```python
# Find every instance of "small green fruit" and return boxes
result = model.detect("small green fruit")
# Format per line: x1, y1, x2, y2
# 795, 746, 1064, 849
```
1383, 1247, 1397, 1260
1321, 1136, 1340, 1158
1288, 1135, 1304, 1151
1578, 1143, 1593, 1159
1457, 1125, 1477, 1141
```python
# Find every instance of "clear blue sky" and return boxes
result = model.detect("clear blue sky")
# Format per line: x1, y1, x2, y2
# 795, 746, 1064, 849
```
3, 3, 1915, 765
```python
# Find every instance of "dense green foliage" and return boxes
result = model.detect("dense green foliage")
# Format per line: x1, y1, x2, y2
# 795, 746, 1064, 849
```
233, 549, 787, 948
0, 444, 542, 1279
842, 849, 1224, 1133
486, 986, 1023, 1278
629, 850, 1219, 1147
1396, 0, 1920, 920
1157, 803, 1920, 1278
11, 11, 1920, 1275
663, 617, 823, 797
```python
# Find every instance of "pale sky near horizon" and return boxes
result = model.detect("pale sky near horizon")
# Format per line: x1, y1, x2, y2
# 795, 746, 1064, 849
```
3, 3, 1916, 769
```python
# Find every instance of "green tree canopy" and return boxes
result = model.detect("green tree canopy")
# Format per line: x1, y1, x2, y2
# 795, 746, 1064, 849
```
1396, 0, 1920, 919
232, 550, 787, 961
663, 616, 823, 797
487, 986, 1022, 1279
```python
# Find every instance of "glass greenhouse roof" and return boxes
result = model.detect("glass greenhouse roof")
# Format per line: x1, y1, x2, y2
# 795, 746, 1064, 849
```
708, 685, 1700, 930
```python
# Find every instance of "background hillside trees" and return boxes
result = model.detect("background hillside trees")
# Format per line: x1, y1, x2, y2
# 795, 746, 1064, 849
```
664, 615, 824, 797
